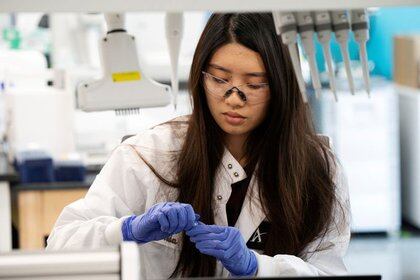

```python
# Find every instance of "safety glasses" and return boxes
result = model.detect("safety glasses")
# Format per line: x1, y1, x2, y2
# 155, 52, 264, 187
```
202, 71, 270, 105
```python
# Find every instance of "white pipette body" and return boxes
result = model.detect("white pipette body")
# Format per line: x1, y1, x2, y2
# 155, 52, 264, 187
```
331, 10, 355, 95
296, 12, 322, 99
165, 12, 184, 110
351, 9, 371, 97
272, 11, 308, 103
313, 11, 338, 101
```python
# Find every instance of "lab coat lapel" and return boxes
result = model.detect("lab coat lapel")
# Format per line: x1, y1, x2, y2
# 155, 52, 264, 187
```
235, 173, 266, 243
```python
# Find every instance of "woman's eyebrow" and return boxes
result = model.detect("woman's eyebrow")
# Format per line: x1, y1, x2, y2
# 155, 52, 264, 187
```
209, 63, 266, 77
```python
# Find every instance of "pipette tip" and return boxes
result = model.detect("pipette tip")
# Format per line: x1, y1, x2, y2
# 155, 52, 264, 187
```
331, 90, 338, 102
315, 89, 322, 99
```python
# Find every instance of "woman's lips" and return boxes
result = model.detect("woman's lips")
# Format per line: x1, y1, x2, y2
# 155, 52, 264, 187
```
222, 113, 246, 125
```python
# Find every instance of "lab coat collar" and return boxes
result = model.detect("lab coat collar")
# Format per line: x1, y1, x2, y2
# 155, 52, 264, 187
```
235, 169, 267, 243
219, 147, 266, 242
220, 147, 247, 183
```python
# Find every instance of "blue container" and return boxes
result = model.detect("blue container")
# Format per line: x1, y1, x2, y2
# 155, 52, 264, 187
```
15, 150, 54, 183
54, 160, 86, 182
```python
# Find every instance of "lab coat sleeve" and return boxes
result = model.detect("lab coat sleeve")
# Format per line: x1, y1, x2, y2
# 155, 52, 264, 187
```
253, 161, 351, 276
46, 144, 149, 250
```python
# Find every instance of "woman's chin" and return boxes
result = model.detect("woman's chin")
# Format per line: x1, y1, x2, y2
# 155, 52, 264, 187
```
219, 123, 250, 136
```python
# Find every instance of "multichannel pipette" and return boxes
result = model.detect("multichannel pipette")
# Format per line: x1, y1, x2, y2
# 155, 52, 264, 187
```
313, 11, 338, 101
351, 9, 371, 97
272, 11, 308, 103
331, 10, 355, 95
296, 12, 322, 99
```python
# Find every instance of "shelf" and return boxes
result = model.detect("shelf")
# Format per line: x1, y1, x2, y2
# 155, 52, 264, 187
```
0, 0, 419, 13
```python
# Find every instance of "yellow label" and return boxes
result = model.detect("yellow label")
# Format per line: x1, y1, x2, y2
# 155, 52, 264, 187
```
112, 71, 141, 82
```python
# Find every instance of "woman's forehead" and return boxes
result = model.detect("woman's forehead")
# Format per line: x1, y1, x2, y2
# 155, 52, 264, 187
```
209, 43, 266, 76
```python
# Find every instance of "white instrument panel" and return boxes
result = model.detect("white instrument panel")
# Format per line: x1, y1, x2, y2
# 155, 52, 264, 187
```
0, 0, 419, 12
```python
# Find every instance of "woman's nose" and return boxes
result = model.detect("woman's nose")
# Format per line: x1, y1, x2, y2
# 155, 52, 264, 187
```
224, 88, 246, 108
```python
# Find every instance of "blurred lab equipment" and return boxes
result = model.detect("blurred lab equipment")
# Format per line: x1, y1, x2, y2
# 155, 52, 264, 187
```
165, 12, 184, 109
351, 9, 371, 97
296, 12, 322, 98
273, 9, 371, 101
395, 35, 420, 228
76, 13, 172, 114
0, 242, 140, 279
14, 150, 54, 184
1, 50, 75, 161
54, 159, 86, 182
316, 77, 400, 233
313, 10, 338, 101
398, 86, 420, 229
331, 10, 356, 95
394, 35, 420, 89
272, 11, 308, 102
14, 150, 86, 184
4, 87, 75, 161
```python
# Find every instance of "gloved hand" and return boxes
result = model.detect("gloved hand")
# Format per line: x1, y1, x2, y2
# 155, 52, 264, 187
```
186, 224, 257, 276
122, 202, 199, 244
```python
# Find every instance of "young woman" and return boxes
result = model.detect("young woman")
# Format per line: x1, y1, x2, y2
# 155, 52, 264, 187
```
47, 13, 350, 278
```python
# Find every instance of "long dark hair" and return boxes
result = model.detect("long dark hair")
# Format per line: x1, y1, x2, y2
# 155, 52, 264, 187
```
134, 13, 343, 277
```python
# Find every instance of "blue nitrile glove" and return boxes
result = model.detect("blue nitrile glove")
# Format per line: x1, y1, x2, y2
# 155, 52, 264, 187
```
186, 224, 257, 276
122, 202, 199, 244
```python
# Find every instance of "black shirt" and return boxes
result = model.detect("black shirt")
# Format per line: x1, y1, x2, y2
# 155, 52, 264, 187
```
225, 165, 270, 251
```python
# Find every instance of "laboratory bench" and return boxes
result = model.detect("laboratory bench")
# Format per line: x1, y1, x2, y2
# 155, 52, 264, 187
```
0, 157, 101, 251
12, 173, 98, 250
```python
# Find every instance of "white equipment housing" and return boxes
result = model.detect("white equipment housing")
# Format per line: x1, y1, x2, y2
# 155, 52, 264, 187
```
399, 86, 420, 228
77, 13, 171, 113
0, 242, 140, 279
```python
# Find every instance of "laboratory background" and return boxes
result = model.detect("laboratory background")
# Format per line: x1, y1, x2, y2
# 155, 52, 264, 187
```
0, 1, 420, 280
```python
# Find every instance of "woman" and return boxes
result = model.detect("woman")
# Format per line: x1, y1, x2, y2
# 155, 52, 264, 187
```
47, 13, 350, 278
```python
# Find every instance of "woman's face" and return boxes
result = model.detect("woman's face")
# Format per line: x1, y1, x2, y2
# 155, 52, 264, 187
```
204, 43, 270, 138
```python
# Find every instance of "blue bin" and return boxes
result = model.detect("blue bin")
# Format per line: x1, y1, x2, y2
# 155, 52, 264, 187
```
15, 150, 54, 183
54, 161, 86, 182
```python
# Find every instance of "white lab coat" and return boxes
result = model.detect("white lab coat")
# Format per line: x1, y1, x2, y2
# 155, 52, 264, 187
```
46, 115, 351, 278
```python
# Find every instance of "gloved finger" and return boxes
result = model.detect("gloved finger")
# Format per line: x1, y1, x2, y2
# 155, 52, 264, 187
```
157, 211, 170, 232
195, 239, 223, 251
186, 224, 225, 237
226, 246, 246, 264
174, 206, 188, 233
215, 230, 239, 250
197, 247, 226, 260
157, 202, 172, 211
161, 207, 179, 234
183, 204, 196, 231
190, 231, 229, 243
224, 238, 243, 259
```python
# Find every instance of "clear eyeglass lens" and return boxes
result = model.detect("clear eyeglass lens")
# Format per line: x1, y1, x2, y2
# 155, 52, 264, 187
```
203, 72, 269, 104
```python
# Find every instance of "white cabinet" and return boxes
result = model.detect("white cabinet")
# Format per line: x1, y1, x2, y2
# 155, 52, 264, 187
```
399, 86, 420, 228
317, 78, 401, 233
